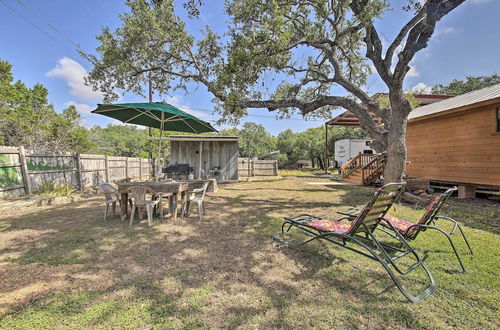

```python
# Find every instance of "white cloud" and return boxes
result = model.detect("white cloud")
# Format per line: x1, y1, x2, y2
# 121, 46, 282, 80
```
406, 65, 420, 77
46, 57, 103, 102
409, 82, 432, 94
163, 95, 210, 118
64, 101, 94, 114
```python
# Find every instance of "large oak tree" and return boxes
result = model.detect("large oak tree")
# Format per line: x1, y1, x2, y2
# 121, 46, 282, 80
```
84, 0, 465, 182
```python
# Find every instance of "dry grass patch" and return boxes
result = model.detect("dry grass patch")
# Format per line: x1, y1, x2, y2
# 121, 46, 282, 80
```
0, 177, 498, 328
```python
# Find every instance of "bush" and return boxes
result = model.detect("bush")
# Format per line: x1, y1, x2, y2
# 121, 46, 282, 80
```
38, 183, 75, 197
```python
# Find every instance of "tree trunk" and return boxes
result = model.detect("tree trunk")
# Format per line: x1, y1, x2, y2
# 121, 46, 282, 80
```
316, 156, 325, 171
383, 111, 407, 183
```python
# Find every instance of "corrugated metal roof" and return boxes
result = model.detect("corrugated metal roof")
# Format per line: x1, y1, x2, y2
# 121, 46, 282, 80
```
409, 83, 500, 120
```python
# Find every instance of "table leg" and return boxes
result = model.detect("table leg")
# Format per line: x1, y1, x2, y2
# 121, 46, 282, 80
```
169, 192, 177, 221
120, 192, 128, 220
180, 190, 187, 218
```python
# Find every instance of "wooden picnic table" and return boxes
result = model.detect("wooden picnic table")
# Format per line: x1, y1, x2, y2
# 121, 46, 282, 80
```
117, 181, 189, 221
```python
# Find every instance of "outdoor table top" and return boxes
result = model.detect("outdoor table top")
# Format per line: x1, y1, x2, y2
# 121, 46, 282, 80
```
117, 181, 188, 194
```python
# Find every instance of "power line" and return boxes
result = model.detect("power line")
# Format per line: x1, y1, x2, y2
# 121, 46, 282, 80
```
0, 0, 76, 56
14, 0, 80, 49
7, 0, 91, 64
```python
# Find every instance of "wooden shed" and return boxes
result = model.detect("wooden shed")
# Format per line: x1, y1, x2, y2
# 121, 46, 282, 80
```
168, 136, 239, 181
406, 84, 500, 195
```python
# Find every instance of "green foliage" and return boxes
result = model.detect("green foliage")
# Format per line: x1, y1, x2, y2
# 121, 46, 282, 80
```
38, 183, 75, 197
219, 122, 366, 169
27, 159, 74, 171
0, 59, 93, 153
83, 0, 387, 123
219, 122, 277, 158
431, 74, 500, 96
278, 125, 368, 169
0, 167, 22, 188
89, 125, 151, 158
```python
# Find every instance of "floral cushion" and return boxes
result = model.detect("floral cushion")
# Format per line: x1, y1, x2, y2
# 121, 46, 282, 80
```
306, 220, 352, 234
381, 214, 418, 235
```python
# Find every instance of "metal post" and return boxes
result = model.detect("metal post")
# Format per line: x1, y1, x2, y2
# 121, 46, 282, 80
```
148, 74, 154, 176
324, 123, 328, 174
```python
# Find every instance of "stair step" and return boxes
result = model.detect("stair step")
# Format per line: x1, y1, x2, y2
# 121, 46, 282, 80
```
343, 178, 363, 185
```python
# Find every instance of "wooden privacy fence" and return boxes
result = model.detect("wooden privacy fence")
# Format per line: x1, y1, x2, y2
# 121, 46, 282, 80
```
238, 158, 278, 177
0, 146, 151, 197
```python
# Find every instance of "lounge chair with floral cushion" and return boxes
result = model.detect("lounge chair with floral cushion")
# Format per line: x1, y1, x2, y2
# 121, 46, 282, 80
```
273, 182, 436, 303
339, 187, 473, 272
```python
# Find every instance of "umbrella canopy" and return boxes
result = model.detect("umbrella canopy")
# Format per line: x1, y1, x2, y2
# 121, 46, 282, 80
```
91, 102, 217, 133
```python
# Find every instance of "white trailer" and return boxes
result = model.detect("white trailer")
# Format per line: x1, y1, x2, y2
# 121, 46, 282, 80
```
334, 139, 375, 167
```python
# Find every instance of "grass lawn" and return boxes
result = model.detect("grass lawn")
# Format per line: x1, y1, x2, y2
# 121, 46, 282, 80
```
0, 177, 498, 328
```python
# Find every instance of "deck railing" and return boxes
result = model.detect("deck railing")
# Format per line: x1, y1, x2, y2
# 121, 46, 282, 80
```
340, 153, 378, 178
361, 154, 386, 185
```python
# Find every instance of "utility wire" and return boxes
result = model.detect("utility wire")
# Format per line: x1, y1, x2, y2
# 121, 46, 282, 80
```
0, 0, 76, 56
9, 0, 91, 64
14, 0, 80, 49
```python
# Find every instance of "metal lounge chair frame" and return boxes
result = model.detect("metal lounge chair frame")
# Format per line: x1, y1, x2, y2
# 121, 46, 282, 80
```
378, 187, 473, 272
273, 182, 436, 303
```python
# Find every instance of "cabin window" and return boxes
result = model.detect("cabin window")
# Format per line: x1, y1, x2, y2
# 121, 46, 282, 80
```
497, 107, 500, 132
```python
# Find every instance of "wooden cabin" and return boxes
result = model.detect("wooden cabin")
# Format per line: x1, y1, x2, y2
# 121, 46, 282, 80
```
406, 84, 500, 197
167, 135, 239, 181
326, 86, 500, 197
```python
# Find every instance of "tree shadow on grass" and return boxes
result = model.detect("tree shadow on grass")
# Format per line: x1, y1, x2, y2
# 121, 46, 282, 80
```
0, 179, 462, 328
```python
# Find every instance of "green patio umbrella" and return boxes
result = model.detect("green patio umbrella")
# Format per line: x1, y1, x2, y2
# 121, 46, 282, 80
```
91, 102, 217, 134
92, 102, 218, 179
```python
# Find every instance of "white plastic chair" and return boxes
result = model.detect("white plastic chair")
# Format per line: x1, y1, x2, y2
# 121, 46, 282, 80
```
99, 182, 130, 220
127, 185, 161, 227
183, 181, 209, 220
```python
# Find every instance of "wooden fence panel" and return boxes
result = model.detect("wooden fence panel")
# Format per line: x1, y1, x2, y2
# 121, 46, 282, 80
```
0, 146, 25, 197
80, 154, 107, 189
25, 151, 78, 192
238, 158, 277, 177
0, 145, 151, 197
108, 157, 127, 182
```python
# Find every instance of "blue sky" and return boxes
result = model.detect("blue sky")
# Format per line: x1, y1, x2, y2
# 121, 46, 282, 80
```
1, 0, 499, 135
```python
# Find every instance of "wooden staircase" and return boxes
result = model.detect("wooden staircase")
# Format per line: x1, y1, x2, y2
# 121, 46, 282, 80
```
340, 153, 385, 185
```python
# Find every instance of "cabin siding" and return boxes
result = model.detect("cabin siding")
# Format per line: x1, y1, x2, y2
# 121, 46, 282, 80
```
170, 140, 239, 181
406, 103, 500, 186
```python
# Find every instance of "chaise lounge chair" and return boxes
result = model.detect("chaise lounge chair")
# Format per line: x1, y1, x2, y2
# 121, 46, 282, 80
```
273, 182, 436, 303
339, 187, 473, 272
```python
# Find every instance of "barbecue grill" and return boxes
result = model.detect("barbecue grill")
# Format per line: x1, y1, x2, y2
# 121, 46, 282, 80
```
163, 163, 193, 179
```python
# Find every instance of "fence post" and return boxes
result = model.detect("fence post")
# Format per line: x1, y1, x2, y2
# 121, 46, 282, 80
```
125, 157, 129, 179
18, 146, 32, 195
104, 155, 109, 182
274, 160, 278, 175
75, 152, 83, 191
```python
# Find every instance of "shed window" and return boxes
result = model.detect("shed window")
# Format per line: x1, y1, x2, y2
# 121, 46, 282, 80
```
497, 107, 500, 132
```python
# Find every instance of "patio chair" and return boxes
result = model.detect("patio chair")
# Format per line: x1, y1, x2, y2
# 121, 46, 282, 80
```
273, 182, 436, 303
99, 182, 132, 220
183, 181, 209, 220
338, 187, 473, 272
128, 185, 162, 227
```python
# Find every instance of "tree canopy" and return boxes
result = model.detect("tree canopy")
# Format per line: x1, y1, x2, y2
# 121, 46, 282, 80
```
431, 74, 500, 96
0, 59, 92, 152
84, 0, 465, 182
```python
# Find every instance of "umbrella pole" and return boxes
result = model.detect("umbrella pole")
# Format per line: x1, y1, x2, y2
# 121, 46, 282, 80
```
157, 113, 164, 182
